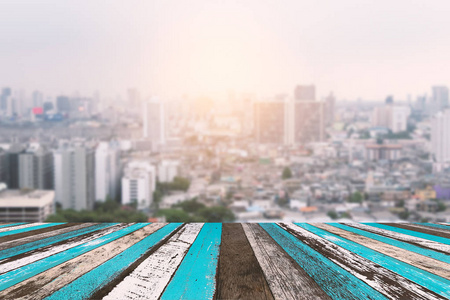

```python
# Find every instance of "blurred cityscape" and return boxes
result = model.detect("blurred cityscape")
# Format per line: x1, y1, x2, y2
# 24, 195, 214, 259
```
0, 84, 449, 223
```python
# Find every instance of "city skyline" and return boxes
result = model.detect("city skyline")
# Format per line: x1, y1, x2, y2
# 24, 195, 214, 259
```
2, 1, 450, 100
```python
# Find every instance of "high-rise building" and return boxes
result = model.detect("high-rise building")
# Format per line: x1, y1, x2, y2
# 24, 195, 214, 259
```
32, 90, 44, 108
325, 93, 335, 126
56, 96, 71, 113
431, 109, 450, 172
121, 161, 156, 211
430, 86, 449, 115
255, 88, 326, 146
0, 87, 11, 113
254, 100, 286, 144
18, 144, 53, 190
371, 98, 410, 133
293, 101, 326, 144
95, 141, 121, 202
143, 98, 166, 152
53, 142, 95, 210
294, 85, 315, 101
6, 144, 26, 189
0, 149, 7, 184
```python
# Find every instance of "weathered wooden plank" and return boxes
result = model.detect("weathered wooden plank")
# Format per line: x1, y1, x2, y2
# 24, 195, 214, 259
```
242, 223, 330, 300
259, 223, 388, 300
0, 223, 94, 251
0, 223, 113, 261
312, 223, 450, 298
0, 223, 39, 233
159, 223, 222, 300
46, 223, 182, 300
416, 223, 450, 231
0, 223, 64, 238
0, 223, 77, 245
335, 223, 450, 264
283, 223, 445, 300
0, 223, 149, 291
0, 223, 127, 275
103, 223, 202, 300
0, 223, 27, 230
345, 222, 450, 254
215, 223, 274, 300
390, 223, 450, 238
367, 223, 450, 245
0, 223, 166, 299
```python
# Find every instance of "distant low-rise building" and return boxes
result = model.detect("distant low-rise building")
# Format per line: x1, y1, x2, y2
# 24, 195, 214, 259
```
0, 187, 54, 222
122, 161, 156, 210
158, 160, 179, 183
365, 143, 402, 161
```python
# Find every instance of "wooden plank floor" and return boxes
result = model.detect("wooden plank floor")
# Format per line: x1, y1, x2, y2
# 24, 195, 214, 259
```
0, 223, 449, 300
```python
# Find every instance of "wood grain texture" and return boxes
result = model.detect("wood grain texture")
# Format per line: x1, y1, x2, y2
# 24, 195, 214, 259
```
312, 223, 450, 298
103, 223, 202, 300
283, 223, 446, 300
0, 223, 167, 299
390, 223, 450, 239
0, 222, 447, 300
242, 223, 331, 300
215, 223, 274, 300
345, 222, 450, 254
0, 223, 94, 251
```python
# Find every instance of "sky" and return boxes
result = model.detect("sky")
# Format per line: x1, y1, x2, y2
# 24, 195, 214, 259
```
1, 0, 450, 100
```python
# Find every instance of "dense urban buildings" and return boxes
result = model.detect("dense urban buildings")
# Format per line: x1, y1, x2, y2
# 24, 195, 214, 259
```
0, 83, 449, 223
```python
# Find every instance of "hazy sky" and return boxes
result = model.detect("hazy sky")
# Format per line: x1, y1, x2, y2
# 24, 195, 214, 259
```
1, 0, 450, 100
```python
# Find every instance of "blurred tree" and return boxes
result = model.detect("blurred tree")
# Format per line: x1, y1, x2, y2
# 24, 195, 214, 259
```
282, 167, 293, 180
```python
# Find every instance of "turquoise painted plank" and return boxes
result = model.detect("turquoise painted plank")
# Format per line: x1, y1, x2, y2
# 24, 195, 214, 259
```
0, 223, 65, 238
160, 223, 222, 300
331, 223, 450, 264
414, 223, 450, 231
366, 223, 450, 245
302, 223, 450, 298
0, 223, 27, 230
0, 223, 117, 260
0, 223, 149, 291
44, 223, 182, 300
260, 223, 388, 300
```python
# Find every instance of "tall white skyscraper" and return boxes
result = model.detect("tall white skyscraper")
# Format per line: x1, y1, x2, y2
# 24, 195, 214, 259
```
431, 109, 450, 173
143, 98, 166, 152
95, 141, 120, 202
54, 142, 95, 210
121, 161, 156, 211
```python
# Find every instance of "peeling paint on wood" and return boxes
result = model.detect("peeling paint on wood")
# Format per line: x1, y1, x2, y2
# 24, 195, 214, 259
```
0, 222, 448, 300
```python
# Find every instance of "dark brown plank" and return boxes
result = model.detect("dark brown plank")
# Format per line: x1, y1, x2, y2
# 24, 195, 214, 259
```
215, 223, 274, 300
